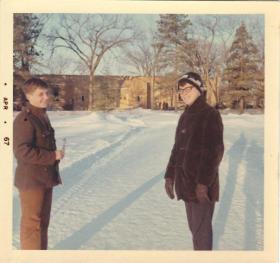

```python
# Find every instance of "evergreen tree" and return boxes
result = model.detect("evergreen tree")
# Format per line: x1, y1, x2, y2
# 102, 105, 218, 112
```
155, 14, 192, 108
222, 22, 264, 112
13, 13, 43, 77
156, 14, 192, 73
13, 13, 44, 108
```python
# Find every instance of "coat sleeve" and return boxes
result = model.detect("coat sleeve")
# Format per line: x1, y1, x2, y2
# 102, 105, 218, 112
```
196, 110, 224, 186
164, 115, 183, 180
13, 114, 56, 165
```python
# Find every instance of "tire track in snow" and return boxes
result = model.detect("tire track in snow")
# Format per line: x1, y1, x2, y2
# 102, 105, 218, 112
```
51, 126, 144, 217
48, 123, 172, 249
12, 110, 147, 249
12, 127, 144, 249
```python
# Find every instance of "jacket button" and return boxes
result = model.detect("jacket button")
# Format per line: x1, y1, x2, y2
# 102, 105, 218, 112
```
181, 129, 186, 133
44, 168, 47, 171
180, 147, 185, 150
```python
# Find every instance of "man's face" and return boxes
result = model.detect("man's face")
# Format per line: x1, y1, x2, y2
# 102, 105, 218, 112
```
26, 87, 49, 108
178, 83, 201, 106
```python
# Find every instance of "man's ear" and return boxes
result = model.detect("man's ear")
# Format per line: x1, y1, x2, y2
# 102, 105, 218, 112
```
25, 93, 32, 101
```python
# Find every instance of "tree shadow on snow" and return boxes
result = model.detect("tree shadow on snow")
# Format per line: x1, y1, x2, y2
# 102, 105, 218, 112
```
12, 196, 20, 248
213, 133, 247, 249
243, 140, 264, 250
52, 172, 163, 250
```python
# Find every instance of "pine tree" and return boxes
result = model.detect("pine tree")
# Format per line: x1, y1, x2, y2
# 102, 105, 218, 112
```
13, 13, 43, 77
155, 14, 192, 108
156, 14, 192, 73
13, 13, 44, 108
222, 22, 264, 113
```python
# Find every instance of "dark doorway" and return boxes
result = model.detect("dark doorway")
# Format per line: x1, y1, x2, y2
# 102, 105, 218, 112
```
63, 98, 74, 110
52, 86, 60, 101
147, 82, 151, 109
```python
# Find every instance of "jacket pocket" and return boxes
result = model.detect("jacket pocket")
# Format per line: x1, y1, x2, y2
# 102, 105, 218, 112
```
27, 163, 51, 183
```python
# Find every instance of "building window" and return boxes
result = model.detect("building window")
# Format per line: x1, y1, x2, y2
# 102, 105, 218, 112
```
137, 96, 140, 102
53, 87, 59, 97
81, 95, 85, 102
53, 86, 59, 101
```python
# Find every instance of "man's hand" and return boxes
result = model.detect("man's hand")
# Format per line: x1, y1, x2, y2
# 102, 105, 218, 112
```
55, 150, 65, 160
196, 184, 210, 203
165, 177, 175, 199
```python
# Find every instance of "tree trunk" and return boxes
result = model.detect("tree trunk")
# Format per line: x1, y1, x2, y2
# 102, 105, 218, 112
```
252, 96, 257, 109
174, 84, 177, 110
88, 72, 94, 110
151, 75, 155, 110
239, 97, 245, 114
205, 74, 220, 107
174, 84, 177, 111
170, 86, 174, 108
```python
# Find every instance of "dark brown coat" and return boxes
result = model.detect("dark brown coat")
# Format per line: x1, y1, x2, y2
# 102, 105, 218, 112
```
13, 103, 62, 190
165, 96, 224, 202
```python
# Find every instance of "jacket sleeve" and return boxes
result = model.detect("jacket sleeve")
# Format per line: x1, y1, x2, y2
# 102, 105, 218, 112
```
164, 115, 183, 180
13, 114, 56, 165
196, 110, 224, 186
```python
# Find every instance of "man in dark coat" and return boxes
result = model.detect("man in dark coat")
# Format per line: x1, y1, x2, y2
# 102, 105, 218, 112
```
164, 72, 224, 250
13, 78, 64, 250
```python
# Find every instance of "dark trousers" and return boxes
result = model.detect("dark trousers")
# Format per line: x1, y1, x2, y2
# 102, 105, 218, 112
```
19, 187, 53, 250
185, 201, 215, 250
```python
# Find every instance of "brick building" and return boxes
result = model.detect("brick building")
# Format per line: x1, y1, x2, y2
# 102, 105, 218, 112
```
14, 74, 178, 111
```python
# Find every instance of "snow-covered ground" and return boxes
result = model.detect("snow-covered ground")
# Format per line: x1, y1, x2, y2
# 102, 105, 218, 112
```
13, 109, 264, 250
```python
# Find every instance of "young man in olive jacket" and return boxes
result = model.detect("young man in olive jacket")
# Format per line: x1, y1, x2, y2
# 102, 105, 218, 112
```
13, 78, 64, 250
164, 72, 224, 250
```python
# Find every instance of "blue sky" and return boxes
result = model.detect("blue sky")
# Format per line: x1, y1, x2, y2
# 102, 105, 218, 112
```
33, 14, 264, 76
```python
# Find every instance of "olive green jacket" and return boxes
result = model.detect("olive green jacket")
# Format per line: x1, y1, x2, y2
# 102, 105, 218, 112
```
13, 103, 62, 190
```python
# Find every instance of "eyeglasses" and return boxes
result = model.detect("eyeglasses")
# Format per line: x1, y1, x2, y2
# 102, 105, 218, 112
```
177, 86, 193, 93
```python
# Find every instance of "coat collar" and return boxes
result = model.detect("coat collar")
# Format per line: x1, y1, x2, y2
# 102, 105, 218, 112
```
184, 95, 208, 113
24, 102, 47, 117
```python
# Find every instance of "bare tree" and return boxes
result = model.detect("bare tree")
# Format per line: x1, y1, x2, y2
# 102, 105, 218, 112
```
184, 15, 264, 107
179, 15, 239, 106
121, 28, 165, 108
46, 14, 137, 110
123, 41, 154, 76
121, 28, 164, 75
42, 55, 73, 75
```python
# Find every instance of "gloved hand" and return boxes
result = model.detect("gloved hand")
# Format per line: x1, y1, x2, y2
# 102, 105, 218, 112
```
165, 177, 175, 199
195, 184, 210, 203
